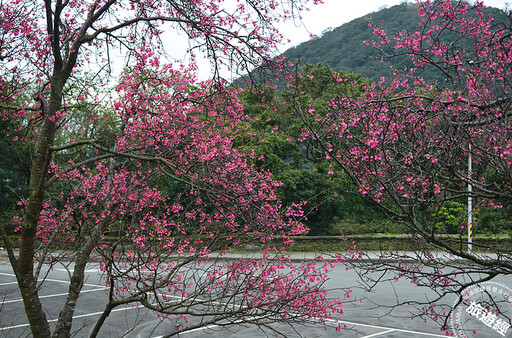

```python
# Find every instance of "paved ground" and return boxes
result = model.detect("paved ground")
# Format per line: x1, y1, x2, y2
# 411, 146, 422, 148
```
0, 253, 509, 337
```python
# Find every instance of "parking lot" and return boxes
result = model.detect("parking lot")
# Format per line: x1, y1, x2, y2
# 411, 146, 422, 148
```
0, 258, 464, 337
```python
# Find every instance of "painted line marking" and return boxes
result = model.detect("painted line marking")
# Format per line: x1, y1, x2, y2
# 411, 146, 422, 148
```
3, 287, 107, 304
0, 272, 101, 288
0, 304, 144, 331
0, 271, 447, 338
322, 317, 446, 337
156, 294, 447, 337
57, 268, 99, 273
154, 316, 263, 337
39, 277, 101, 288
154, 324, 222, 337
362, 329, 396, 337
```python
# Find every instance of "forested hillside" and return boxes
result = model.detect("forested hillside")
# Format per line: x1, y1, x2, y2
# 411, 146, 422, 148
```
282, 2, 509, 81
235, 2, 512, 235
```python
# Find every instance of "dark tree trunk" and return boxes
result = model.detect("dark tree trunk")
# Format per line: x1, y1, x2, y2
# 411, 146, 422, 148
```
52, 220, 107, 338
16, 117, 56, 338
16, 70, 66, 337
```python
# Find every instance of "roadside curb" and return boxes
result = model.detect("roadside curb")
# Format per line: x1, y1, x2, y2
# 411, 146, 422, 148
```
1, 250, 508, 264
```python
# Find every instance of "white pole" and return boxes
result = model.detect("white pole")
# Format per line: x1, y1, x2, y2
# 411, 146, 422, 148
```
468, 145, 473, 254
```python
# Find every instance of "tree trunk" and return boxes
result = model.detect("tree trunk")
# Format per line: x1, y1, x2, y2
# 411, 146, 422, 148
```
16, 116, 56, 337
16, 72, 65, 337
52, 220, 106, 338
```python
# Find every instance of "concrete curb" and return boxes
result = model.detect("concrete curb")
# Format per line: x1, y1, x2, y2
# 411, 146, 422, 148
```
1, 250, 509, 264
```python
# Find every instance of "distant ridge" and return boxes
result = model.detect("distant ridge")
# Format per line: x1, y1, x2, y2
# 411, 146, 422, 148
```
280, 2, 509, 82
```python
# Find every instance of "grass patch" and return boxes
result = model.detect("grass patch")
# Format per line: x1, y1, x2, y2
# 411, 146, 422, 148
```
240, 234, 512, 253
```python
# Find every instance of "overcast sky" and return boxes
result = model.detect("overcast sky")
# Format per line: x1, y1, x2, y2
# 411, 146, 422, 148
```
169, 0, 511, 79
279, 0, 511, 49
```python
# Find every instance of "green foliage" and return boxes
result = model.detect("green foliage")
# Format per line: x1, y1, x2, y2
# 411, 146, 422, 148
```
276, 169, 342, 235
432, 201, 467, 234
281, 3, 509, 82
236, 86, 306, 174
476, 203, 512, 235
0, 98, 32, 235
238, 64, 394, 235
330, 218, 404, 236
430, 200, 512, 236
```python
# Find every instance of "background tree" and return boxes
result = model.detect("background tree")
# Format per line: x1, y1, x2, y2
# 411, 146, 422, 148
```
238, 64, 394, 235
281, 2, 509, 82
296, 0, 512, 333
0, 1, 346, 337
0, 85, 31, 235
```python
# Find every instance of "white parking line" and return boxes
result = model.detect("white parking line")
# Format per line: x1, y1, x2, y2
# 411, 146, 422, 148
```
0, 281, 18, 286
154, 323, 228, 337
38, 277, 101, 288
362, 329, 396, 337
0, 271, 448, 338
155, 294, 448, 337
323, 317, 446, 338
0, 272, 101, 288
153, 315, 264, 337
3, 287, 107, 304
57, 268, 99, 273
366, 327, 445, 337
168, 316, 446, 338
0, 303, 143, 331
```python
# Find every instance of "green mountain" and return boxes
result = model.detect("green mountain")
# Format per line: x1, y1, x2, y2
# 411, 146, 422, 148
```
281, 2, 508, 81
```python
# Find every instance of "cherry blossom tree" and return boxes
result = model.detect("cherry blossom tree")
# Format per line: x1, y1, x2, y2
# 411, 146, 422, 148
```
296, 0, 512, 332
0, 1, 347, 337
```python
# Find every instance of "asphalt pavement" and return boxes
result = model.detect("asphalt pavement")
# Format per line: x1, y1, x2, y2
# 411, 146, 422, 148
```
0, 250, 510, 337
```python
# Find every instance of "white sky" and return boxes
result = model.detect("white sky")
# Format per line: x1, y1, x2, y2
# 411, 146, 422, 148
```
166, 0, 511, 80
280, 0, 510, 49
